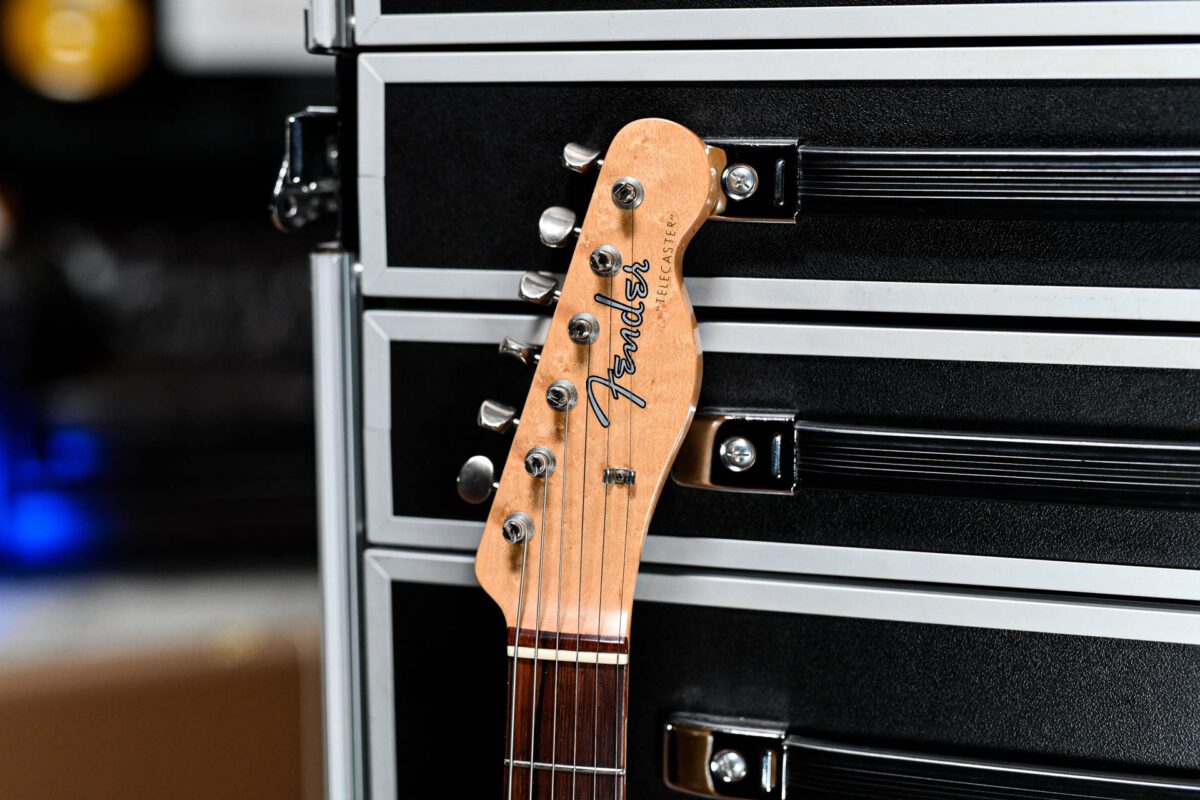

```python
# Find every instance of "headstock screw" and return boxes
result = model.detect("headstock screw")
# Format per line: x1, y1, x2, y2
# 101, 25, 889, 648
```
501, 512, 534, 545
524, 446, 557, 479
546, 380, 578, 412
589, 245, 622, 277
456, 455, 497, 504
722, 164, 759, 201
568, 313, 600, 345
612, 176, 644, 211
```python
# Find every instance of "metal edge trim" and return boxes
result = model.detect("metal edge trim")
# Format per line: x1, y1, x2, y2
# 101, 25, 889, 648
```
363, 547, 1200, 644
355, 47, 1200, 304
312, 249, 364, 800
355, 3, 1200, 46
362, 308, 1200, 369
358, 268, 1200, 322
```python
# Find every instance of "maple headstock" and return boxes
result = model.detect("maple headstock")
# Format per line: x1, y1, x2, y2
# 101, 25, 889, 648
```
472, 118, 726, 640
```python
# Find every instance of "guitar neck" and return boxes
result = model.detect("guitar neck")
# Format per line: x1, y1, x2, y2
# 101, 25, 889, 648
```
503, 629, 630, 799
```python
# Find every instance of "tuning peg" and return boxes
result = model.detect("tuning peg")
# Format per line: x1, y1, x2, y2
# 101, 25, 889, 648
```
499, 336, 541, 366
562, 142, 603, 174
478, 399, 519, 434
457, 455, 497, 504
518, 272, 561, 306
538, 206, 580, 248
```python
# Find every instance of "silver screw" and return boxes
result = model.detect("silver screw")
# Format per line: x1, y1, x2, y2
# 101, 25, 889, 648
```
722, 164, 759, 201
524, 446, 556, 479
611, 176, 644, 210
501, 512, 534, 545
719, 437, 757, 472
546, 380, 578, 412
710, 750, 747, 784
568, 313, 600, 345
589, 245, 622, 277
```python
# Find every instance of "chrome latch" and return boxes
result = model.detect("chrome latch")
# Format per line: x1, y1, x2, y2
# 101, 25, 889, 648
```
271, 106, 339, 232
672, 410, 798, 495
664, 714, 787, 799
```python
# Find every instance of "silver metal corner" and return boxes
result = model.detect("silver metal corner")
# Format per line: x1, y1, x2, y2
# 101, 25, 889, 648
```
309, 0, 353, 51
312, 245, 365, 800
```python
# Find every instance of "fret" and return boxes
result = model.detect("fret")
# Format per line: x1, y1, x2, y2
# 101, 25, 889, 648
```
507, 645, 629, 665
505, 629, 629, 799
503, 760, 625, 776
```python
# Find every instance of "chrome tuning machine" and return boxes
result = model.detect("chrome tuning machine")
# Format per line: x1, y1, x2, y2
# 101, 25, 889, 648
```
477, 399, 519, 434
518, 272, 561, 306
538, 206, 580, 249
456, 455, 497, 504
499, 337, 541, 366
561, 142, 603, 174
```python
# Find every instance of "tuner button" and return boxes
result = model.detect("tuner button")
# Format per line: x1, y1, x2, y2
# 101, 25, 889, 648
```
499, 337, 541, 366
538, 206, 580, 248
478, 399, 519, 434
457, 455, 497, 504
562, 142, 603, 174
518, 272, 561, 306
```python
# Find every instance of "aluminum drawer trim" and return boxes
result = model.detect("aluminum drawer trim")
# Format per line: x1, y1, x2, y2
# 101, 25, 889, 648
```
361, 309, 1200, 602
355, 3, 1200, 47
361, 268, 1200, 323
357, 47, 1200, 310
364, 546, 1200, 800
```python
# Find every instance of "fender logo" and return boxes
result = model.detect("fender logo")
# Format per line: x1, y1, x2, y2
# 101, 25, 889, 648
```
586, 259, 650, 428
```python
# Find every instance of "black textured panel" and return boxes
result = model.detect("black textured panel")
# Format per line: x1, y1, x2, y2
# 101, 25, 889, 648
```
787, 739, 1200, 798
627, 601, 1200, 788
389, 341, 535, 524
391, 583, 508, 797
798, 148, 1200, 219
386, 581, 1200, 799
382, 82, 1200, 287
391, 341, 1200, 567
384, 0, 1072, 13
795, 423, 1200, 508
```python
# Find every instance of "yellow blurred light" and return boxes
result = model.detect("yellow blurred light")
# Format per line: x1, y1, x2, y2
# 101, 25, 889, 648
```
1, 0, 151, 101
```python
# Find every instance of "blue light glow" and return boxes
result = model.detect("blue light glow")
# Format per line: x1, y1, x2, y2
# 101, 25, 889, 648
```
44, 427, 103, 481
6, 490, 92, 567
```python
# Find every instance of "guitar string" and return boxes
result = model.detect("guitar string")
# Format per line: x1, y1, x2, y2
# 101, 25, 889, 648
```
593, 264, 616, 800
571, 345, 592, 800
507, 483, 534, 800
549, 411, 570, 800
613, 213, 637, 800
528, 456, 550, 800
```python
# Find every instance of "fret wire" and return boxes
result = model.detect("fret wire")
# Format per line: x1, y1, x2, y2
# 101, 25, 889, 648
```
505, 759, 625, 777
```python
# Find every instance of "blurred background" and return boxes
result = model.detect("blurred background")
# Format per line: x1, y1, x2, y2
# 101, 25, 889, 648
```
0, 0, 333, 796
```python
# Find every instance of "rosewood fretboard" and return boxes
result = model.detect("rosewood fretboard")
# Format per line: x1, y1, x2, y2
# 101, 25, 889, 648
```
504, 629, 629, 799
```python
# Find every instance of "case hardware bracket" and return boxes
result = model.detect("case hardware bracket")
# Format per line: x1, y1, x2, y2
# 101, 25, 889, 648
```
664, 713, 787, 799
673, 410, 798, 495
704, 139, 799, 223
272, 107, 340, 233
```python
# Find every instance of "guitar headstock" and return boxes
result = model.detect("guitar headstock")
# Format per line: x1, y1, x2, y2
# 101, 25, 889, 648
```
467, 118, 726, 640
